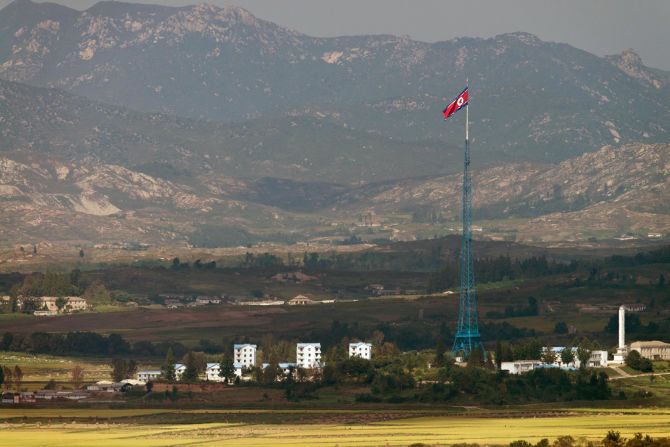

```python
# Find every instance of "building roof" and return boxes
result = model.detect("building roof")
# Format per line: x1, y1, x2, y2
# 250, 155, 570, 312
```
233, 343, 257, 349
261, 362, 296, 369
350, 342, 371, 347
631, 340, 670, 348
297, 342, 320, 347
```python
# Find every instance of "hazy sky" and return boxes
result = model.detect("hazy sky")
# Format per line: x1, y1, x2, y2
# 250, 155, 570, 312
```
8, 0, 670, 70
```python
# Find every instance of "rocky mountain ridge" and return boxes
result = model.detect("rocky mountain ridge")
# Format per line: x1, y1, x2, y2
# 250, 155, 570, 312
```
1, 143, 668, 245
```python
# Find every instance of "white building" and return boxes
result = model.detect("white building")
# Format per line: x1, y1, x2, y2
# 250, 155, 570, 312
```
296, 343, 321, 369
174, 363, 186, 380
234, 344, 257, 368
501, 360, 543, 375
136, 370, 162, 382
32, 296, 88, 313
544, 347, 608, 368
195, 296, 221, 305
205, 362, 243, 381
287, 295, 315, 305
349, 342, 372, 360
630, 341, 670, 360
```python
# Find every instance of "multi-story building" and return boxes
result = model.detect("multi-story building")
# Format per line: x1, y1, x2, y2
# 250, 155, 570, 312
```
233, 344, 257, 368
296, 343, 321, 369
349, 342, 372, 360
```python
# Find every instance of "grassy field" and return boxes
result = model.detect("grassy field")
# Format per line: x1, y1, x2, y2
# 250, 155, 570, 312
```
0, 352, 160, 388
1, 408, 670, 446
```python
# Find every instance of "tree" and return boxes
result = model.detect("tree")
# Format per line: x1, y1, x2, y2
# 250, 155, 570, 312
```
162, 347, 176, 381
560, 346, 575, 367
3, 366, 12, 390
55, 297, 68, 312
13, 365, 23, 390
111, 358, 129, 382
541, 348, 557, 365
83, 282, 112, 306
127, 359, 138, 378
218, 354, 236, 384
435, 340, 447, 367
71, 365, 84, 389
0, 365, 3, 389
467, 347, 485, 367
625, 350, 652, 372
494, 340, 502, 371
181, 351, 199, 382
603, 430, 625, 447
625, 350, 642, 370
576, 339, 593, 369
553, 322, 569, 334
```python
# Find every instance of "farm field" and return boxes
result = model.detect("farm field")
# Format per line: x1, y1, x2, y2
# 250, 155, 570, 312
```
1, 408, 670, 447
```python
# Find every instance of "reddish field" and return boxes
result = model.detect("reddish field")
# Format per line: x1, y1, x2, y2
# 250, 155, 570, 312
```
0, 298, 459, 343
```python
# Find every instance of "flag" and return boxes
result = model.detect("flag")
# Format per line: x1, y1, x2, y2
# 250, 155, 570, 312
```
442, 87, 468, 120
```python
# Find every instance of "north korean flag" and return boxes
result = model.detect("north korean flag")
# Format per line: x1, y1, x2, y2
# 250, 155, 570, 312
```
442, 87, 468, 120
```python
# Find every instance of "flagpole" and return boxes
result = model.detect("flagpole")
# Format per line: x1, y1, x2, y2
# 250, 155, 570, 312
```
465, 79, 469, 142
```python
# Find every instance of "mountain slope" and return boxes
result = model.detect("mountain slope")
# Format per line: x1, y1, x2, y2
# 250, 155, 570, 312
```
332, 143, 670, 241
0, 0, 669, 165
0, 78, 458, 183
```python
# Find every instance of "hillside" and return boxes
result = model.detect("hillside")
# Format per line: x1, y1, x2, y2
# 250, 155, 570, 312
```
333, 143, 670, 241
1, 141, 668, 245
1, 0, 669, 166
0, 78, 456, 183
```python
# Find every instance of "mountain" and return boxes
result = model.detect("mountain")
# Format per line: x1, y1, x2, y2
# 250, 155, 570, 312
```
0, 77, 457, 183
1, 0, 670, 166
0, 151, 329, 245
2, 139, 668, 245
333, 143, 670, 242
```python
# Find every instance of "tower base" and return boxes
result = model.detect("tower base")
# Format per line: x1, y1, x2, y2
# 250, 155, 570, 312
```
452, 332, 484, 358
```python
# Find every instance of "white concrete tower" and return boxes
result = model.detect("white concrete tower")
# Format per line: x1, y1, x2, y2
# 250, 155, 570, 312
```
613, 305, 628, 364
618, 305, 626, 350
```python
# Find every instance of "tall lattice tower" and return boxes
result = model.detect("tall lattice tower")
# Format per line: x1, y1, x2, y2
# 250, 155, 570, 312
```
451, 96, 483, 358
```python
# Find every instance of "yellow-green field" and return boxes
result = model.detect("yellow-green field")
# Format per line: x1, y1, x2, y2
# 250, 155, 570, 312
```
1, 409, 670, 447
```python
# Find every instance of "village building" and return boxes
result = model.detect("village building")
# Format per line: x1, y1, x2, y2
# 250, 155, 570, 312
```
544, 347, 609, 368
86, 381, 128, 393
195, 296, 221, 305
34, 390, 57, 400
205, 362, 244, 381
136, 370, 162, 382
261, 362, 297, 378
238, 299, 285, 306
164, 299, 184, 309
31, 296, 88, 313
501, 360, 544, 375
296, 343, 321, 369
174, 363, 186, 380
65, 296, 88, 311
630, 340, 670, 360
349, 342, 372, 360
287, 295, 315, 305
234, 344, 257, 368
